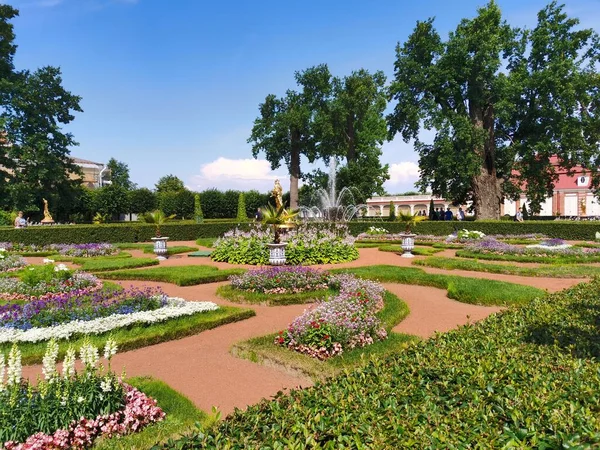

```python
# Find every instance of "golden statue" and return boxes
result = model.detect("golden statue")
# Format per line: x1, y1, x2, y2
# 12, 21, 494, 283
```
271, 179, 283, 209
41, 198, 54, 224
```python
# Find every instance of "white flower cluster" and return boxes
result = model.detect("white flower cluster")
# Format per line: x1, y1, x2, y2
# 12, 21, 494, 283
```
367, 226, 389, 235
54, 263, 69, 272
595, 231, 600, 241
0, 298, 219, 344
42, 339, 60, 381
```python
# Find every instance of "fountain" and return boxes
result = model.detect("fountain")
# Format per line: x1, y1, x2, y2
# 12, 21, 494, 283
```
300, 158, 367, 221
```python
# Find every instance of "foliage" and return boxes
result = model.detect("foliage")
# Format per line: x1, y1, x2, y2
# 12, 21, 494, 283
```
0, 251, 26, 273
94, 376, 210, 450
387, 201, 396, 221
159, 279, 600, 448
93, 185, 131, 219
216, 284, 330, 306
140, 210, 176, 237
106, 158, 135, 190
92, 212, 108, 224
158, 190, 195, 219
522, 203, 529, 220
333, 265, 544, 306
155, 175, 185, 194
397, 211, 425, 233
99, 265, 245, 286
463, 238, 600, 261
387, 1, 600, 219
0, 339, 126, 444
229, 266, 329, 294
235, 192, 247, 222
77, 257, 158, 272
210, 224, 359, 265
249, 65, 332, 209
260, 204, 299, 243
194, 194, 203, 224
128, 188, 157, 215
0, 211, 12, 227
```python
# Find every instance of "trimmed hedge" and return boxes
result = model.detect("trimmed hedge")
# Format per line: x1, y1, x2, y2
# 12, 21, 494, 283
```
0, 220, 598, 244
161, 279, 600, 449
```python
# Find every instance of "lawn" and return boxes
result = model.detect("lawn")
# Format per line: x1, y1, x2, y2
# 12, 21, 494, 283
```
331, 265, 545, 306
456, 249, 600, 264
115, 243, 199, 256
99, 265, 245, 286
232, 290, 415, 380
216, 284, 332, 306
414, 256, 600, 278
1, 305, 254, 365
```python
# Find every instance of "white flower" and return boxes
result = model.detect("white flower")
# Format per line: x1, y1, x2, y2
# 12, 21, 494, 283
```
42, 339, 59, 381
62, 347, 76, 378
100, 378, 112, 393
0, 299, 219, 344
6, 344, 21, 386
79, 342, 99, 369
77, 396, 84, 403
103, 339, 118, 361
54, 264, 69, 272
42, 258, 55, 264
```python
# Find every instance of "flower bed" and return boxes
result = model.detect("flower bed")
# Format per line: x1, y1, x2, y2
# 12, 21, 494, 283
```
466, 238, 600, 257
276, 275, 387, 360
0, 339, 164, 448
0, 242, 117, 257
0, 265, 102, 302
211, 224, 359, 265
0, 297, 218, 344
0, 250, 27, 273
230, 266, 329, 294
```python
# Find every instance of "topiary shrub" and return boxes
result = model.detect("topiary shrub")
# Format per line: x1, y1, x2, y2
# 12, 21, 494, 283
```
236, 193, 248, 222
194, 194, 204, 224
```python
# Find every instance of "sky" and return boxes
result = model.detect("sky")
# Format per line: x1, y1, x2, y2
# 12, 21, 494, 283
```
5, 0, 600, 194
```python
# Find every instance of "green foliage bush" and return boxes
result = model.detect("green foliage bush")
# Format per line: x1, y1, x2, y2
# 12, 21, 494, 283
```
194, 194, 203, 224
0, 211, 13, 227
236, 193, 247, 222
0, 220, 598, 244
158, 190, 195, 219
161, 279, 600, 449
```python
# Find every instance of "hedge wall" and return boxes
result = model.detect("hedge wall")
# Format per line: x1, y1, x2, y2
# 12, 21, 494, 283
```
0, 220, 598, 244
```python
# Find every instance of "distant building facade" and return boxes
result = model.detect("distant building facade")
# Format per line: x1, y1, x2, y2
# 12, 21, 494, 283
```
70, 157, 111, 189
365, 194, 469, 217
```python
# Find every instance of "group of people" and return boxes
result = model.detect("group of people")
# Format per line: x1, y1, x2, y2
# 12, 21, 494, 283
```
430, 207, 465, 221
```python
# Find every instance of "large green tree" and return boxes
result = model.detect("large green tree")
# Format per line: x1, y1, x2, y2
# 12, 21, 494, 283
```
249, 65, 331, 209
155, 174, 185, 193
387, 1, 600, 219
107, 158, 135, 190
0, 6, 82, 218
321, 69, 390, 203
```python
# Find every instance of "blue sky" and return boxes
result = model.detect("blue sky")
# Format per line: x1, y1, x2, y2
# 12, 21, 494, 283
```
5, 0, 600, 193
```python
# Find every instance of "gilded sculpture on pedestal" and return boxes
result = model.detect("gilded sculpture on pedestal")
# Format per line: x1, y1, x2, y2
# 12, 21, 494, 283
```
41, 198, 55, 224
271, 179, 283, 209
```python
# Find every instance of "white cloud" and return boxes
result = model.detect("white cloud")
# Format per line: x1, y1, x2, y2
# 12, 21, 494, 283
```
387, 161, 420, 184
190, 157, 286, 192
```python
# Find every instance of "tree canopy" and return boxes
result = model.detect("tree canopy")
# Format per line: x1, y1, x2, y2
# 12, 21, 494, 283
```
388, 1, 600, 219
155, 174, 185, 193
107, 158, 135, 190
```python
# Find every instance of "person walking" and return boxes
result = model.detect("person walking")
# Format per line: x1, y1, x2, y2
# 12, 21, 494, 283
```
457, 207, 465, 221
445, 207, 453, 221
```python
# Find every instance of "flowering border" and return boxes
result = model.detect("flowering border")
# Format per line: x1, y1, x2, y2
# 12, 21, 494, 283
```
0, 298, 219, 344
3, 383, 165, 450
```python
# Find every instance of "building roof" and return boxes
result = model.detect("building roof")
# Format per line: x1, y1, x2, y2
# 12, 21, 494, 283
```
70, 157, 105, 167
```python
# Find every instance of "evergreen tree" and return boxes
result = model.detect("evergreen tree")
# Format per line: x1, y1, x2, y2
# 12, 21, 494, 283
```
194, 194, 204, 224
428, 199, 435, 220
388, 201, 396, 221
236, 192, 248, 222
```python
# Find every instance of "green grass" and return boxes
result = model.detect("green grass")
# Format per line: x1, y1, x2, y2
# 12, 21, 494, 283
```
195, 238, 216, 248
94, 376, 213, 450
52, 252, 133, 262
100, 265, 245, 286
232, 291, 415, 380
414, 256, 600, 278
377, 244, 443, 256
456, 249, 600, 264
216, 284, 331, 306
2, 305, 254, 365
80, 257, 159, 272
115, 243, 199, 256
354, 242, 381, 248
330, 265, 545, 306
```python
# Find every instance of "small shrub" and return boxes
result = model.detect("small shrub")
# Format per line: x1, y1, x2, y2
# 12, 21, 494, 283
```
230, 266, 329, 294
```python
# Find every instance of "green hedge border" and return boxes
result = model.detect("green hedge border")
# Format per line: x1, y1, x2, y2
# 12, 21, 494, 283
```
1, 220, 599, 244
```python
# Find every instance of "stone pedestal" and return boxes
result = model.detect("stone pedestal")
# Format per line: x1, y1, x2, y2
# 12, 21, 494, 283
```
151, 237, 169, 260
400, 233, 416, 258
267, 243, 287, 265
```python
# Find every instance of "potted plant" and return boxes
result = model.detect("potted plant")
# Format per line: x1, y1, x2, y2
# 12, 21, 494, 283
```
141, 210, 176, 260
261, 204, 298, 265
397, 212, 425, 258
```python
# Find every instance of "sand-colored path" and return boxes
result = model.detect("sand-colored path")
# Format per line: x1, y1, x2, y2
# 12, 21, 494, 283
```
19, 242, 583, 415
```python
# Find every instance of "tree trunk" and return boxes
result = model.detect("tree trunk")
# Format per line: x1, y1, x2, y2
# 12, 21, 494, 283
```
289, 129, 301, 210
470, 102, 502, 219
345, 114, 356, 162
